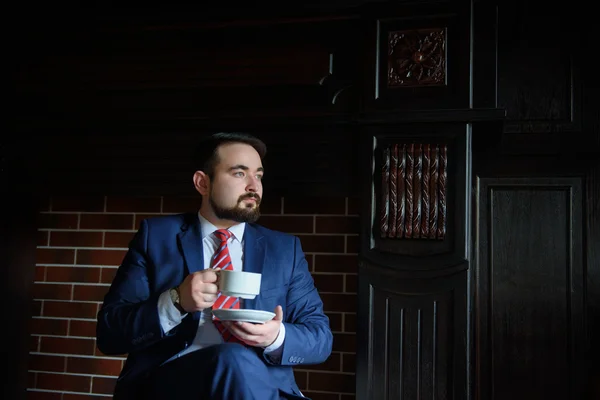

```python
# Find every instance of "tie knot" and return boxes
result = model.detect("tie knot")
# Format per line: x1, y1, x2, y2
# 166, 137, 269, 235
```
214, 229, 232, 243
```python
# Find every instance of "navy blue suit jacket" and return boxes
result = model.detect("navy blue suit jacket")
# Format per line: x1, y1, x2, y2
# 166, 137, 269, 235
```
96, 212, 333, 398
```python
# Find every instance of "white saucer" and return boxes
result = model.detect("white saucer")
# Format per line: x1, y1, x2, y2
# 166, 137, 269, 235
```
212, 309, 275, 324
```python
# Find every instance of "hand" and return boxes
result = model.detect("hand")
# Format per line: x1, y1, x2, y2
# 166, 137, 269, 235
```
223, 305, 283, 348
178, 270, 219, 313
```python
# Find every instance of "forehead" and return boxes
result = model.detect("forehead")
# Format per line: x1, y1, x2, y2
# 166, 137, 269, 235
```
215, 142, 263, 169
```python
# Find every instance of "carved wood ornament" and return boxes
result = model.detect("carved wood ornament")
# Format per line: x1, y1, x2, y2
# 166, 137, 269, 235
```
388, 28, 446, 87
380, 143, 447, 239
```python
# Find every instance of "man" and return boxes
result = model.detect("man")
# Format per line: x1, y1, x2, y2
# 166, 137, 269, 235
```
96, 133, 333, 399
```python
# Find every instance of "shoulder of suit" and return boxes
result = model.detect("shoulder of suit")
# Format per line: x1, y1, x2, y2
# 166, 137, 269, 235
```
250, 223, 297, 240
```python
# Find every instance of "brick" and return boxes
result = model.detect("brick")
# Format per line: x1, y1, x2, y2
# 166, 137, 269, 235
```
92, 376, 117, 394
342, 353, 356, 373
50, 231, 103, 247
28, 371, 36, 389
297, 353, 341, 372
314, 255, 358, 274
313, 274, 344, 293
321, 293, 357, 313
34, 266, 45, 282
32, 300, 42, 317
40, 337, 95, 356
38, 213, 79, 229
43, 301, 97, 319
306, 254, 314, 271
27, 391, 62, 400
302, 391, 340, 400
80, 214, 134, 230
37, 231, 49, 246
316, 216, 359, 234
67, 356, 123, 376
308, 372, 355, 394
30, 318, 68, 336
344, 313, 356, 333
258, 196, 282, 215
36, 248, 75, 265
345, 274, 357, 293
162, 196, 201, 214
293, 370, 307, 390
104, 231, 135, 248
73, 284, 110, 302
28, 354, 66, 372
326, 313, 343, 332
36, 372, 91, 393
30, 336, 40, 352
332, 333, 356, 353
100, 267, 118, 284
284, 197, 345, 215
106, 196, 161, 213
32, 283, 72, 301
135, 214, 156, 229
298, 235, 345, 253
259, 216, 313, 234
345, 235, 359, 253
46, 266, 101, 284
77, 249, 127, 266
69, 320, 96, 338
52, 196, 105, 212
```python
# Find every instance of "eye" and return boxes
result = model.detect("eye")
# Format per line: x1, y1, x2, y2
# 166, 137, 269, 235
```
256, 174, 263, 181
233, 171, 245, 177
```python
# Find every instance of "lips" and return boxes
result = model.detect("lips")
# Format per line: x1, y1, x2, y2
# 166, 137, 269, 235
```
240, 194, 261, 204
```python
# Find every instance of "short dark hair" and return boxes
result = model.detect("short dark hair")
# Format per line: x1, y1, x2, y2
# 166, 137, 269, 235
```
193, 132, 267, 178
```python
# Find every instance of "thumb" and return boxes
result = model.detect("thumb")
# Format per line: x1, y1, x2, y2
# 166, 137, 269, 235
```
274, 305, 283, 321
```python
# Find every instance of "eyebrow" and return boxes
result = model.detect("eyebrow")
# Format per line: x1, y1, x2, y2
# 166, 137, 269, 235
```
228, 165, 264, 173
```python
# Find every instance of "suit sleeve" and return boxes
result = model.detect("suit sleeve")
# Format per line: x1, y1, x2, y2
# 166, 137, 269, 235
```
275, 236, 333, 366
96, 219, 166, 355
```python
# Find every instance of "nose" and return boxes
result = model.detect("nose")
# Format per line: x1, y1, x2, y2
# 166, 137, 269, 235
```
246, 175, 260, 193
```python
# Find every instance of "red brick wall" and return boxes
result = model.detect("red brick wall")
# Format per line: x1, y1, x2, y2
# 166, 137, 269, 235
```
28, 195, 358, 400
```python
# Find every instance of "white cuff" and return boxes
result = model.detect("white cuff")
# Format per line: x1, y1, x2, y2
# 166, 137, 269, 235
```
158, 290, 186, 334
262, 322, 286, 362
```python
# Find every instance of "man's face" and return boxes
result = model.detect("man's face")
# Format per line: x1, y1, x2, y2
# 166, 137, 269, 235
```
208, 142, 264, 223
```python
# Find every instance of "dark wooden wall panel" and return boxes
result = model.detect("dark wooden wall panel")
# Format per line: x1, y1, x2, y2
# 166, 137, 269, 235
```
358, 262, 467, 400
474, 177, 585, 400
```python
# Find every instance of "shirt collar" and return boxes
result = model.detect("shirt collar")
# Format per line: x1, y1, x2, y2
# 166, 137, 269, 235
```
197, 211, 245, 242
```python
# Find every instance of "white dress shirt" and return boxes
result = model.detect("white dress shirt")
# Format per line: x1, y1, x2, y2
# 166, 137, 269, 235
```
157, 212, 285, 363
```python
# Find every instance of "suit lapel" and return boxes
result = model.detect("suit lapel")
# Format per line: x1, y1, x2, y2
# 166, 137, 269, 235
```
177, 214, 204, 275
177, 214, 204, 321
242, 224, 265, 310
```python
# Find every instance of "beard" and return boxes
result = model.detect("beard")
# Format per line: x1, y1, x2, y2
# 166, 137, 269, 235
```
210, 192, 261, 223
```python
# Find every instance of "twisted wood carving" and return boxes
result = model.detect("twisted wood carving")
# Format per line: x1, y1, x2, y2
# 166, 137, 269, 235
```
380, 143, 448, 239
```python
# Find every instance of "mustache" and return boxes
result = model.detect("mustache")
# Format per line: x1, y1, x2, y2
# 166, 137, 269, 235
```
239, 193, 261, 203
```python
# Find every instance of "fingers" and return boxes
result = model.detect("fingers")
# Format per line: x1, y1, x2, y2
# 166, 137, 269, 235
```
224, 321, 279, 348
198, 282, 219, 295
198, 269, 218, 283
223, 322, 261, 346
274, 305, 283, 321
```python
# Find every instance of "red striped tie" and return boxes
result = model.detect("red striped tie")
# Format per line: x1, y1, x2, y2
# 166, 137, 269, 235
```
211, 229, 244, 344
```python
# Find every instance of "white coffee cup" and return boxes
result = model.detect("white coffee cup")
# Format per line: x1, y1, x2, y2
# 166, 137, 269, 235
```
216, 270, 261, 299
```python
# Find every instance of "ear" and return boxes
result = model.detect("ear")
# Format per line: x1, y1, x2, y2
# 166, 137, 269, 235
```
193, 171, 210, 196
